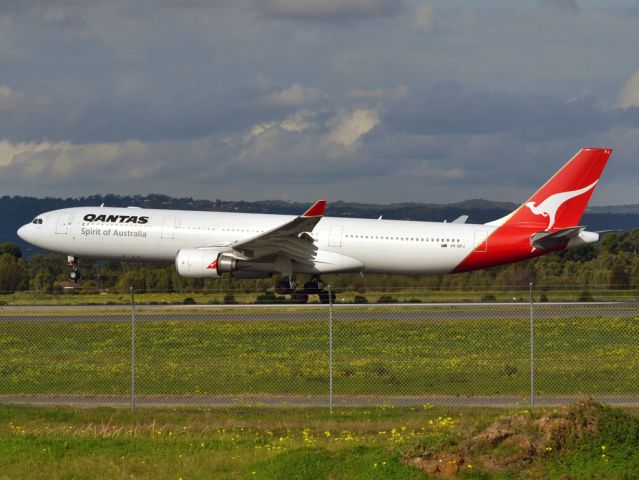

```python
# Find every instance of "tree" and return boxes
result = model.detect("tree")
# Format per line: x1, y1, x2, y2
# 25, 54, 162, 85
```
0, 242, 22, 259
609, 256, 630, 289
0, 253, 29, 292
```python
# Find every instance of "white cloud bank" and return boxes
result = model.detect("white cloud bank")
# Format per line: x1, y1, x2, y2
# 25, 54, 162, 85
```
327, 109, 380, 147
615, 70, 639, 109
262, 83, 323, 108
0, 139, 150, 179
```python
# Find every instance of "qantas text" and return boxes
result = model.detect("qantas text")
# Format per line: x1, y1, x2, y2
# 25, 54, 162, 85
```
83, 214, 149, 224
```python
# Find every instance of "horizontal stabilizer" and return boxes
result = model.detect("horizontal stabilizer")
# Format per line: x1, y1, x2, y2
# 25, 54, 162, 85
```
530, 226, 584, 250
451, 215, 469, 224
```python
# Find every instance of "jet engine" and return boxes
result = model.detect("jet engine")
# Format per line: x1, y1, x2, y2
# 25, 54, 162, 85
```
175, 248, 238, 278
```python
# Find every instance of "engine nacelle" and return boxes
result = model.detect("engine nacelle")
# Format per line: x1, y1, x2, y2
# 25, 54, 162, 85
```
175, 248, 238, 278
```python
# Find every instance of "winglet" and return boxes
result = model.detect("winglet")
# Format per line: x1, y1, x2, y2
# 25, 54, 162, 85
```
302, 199, 326, 217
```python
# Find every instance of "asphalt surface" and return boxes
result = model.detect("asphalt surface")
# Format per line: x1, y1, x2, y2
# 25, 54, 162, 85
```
0, 302, 637, 322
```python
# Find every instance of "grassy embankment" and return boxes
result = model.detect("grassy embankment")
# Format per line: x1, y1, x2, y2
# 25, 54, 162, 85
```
2, 402, 639, 479
1, 287, 638, 306
1, 312, 638, 398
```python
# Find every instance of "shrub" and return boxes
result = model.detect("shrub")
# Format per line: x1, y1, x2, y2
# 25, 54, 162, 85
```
182, 297, 196, 305
578, 290, 594, 302
481, 294, 497, 302
353, 295, 368, 304
377, 295, 399, 303
223, 293, 237, 304
256, 291, 286, 304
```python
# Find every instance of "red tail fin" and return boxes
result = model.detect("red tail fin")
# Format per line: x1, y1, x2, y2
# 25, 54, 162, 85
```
453, 148, 612, 273
490, 148, 612, 231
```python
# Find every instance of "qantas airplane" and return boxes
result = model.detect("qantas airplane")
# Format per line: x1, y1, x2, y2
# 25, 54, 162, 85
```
17, 148, 612, 303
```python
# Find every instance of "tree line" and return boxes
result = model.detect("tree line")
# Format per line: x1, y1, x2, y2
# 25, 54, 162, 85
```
1, 229, 638, 294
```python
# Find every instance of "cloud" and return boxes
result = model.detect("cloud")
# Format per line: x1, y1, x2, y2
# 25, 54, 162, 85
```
2, 2, 639, 203
246, 110, 316, 141
386, 81, 609, 140
257, 0, 404, 20
615, 70, 639, 109
346, 86, 407, 101
397, 162, 465, 181
414, 1, 435, 31
0, 139, 151, 181
0, 85, 47, 113
0, 0, 91, 28
327, 109, 380, 147
538, 0, 579, 13
262, 83, 323, 108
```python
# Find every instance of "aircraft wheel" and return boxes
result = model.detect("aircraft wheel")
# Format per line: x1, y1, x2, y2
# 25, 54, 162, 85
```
275, 279, 294, 295
303, 280, 324, 295
290, 293, 309, 304
319, 291, 336, 304
69, 270, 80, 282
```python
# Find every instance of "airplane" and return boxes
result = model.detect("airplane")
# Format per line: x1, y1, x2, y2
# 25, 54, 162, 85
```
17, 147, 612, 303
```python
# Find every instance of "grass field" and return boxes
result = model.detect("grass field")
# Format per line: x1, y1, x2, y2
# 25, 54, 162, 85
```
2, 402, 639, 479
1, 307, 638, 399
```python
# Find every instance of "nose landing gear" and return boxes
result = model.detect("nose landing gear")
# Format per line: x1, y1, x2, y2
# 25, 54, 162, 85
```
68, 256, 80, 283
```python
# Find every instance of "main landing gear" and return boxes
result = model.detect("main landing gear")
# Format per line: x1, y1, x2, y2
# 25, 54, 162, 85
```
68, 256, 80, 283
275, 276, 336, 304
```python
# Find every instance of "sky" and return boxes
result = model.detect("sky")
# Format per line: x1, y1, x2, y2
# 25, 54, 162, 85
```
1, 0, 639, 205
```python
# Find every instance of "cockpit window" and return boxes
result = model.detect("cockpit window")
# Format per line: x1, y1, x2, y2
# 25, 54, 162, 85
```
32, 218, 43, 225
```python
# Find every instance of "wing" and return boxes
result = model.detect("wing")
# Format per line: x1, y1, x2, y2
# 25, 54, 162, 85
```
224, 200, 326, 266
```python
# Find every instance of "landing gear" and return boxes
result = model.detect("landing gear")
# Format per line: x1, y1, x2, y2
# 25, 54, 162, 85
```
275, 276, 334, 304
318, 290, 336, 304
290, 292, 309, 304
275, 278, 295, 295
302, 277, 325, 295
68, 256, 80, 283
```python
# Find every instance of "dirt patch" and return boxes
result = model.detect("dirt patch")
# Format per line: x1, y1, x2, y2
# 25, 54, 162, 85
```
405, 399, 601, 478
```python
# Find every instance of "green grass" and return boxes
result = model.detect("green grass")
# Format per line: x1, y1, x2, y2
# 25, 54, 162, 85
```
2, 403, 639, 479
0, 404, 483, 480
1, 310, 638, 398
542, 402, 639, 479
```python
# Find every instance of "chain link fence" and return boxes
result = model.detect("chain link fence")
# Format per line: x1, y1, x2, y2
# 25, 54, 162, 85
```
1, 287, 638, 408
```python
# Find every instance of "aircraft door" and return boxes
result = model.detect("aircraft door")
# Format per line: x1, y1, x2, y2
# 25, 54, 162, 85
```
328, 225, 342, 247
55, 214, 71, 234
473, 230, 489, 252
161, 217, 176, 240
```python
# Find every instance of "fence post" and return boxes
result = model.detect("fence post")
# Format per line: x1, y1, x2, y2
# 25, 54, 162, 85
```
328, 286, 334, 414
529, 282, 534, 408
130, 286, 136, 413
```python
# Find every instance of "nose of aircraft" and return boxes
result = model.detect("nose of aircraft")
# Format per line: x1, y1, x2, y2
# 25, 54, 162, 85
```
17, 224, 30, 242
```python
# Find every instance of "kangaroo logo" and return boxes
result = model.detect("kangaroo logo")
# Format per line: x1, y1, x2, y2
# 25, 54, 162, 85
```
525, 180, 598, 231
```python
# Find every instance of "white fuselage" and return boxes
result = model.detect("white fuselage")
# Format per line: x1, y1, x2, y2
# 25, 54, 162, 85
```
18, 207, 493, 275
